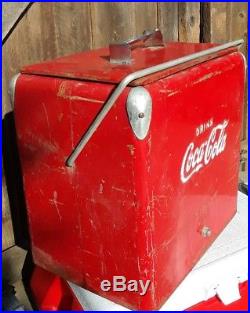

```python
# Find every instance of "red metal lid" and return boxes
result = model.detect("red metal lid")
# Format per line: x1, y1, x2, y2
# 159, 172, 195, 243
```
21, 42, 235, 86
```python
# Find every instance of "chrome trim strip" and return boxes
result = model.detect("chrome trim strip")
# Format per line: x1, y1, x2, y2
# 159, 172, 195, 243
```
66, 39, 244, 167
8, 73, 20, 109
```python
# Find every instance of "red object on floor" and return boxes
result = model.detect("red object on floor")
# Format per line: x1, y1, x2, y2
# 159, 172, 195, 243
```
188, 282, 248, 311
30, 266, 82, 311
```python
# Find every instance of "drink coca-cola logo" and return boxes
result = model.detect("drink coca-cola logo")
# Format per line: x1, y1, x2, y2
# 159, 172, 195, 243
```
180, 120, 229, 183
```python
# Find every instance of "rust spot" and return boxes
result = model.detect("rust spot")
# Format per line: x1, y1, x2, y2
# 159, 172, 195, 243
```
127, 144, 135, 156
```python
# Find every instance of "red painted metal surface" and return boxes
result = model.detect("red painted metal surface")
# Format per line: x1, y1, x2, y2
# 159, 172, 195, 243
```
14, 43, 245, 310
21, 42, 237, 86
188, 282, 248, 311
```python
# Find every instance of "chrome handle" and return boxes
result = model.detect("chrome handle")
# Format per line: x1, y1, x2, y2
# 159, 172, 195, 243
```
109, 29, 164, 64
66, 39, 243, 167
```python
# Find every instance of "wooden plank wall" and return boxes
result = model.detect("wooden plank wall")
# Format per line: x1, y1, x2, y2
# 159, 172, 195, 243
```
2, 2, 248, 251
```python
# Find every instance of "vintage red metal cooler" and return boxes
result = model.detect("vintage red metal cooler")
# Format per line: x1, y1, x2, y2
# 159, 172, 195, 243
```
13, 30, 245, 310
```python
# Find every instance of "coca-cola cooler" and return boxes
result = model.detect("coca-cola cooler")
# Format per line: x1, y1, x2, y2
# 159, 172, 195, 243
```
12, 30, 245, 310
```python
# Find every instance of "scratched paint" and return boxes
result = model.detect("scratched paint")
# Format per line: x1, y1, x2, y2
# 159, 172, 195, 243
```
57, 81, 104, 104
15, 46, 245, 310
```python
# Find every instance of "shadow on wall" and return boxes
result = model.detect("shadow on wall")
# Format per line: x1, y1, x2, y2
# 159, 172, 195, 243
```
2, 112, 30, 250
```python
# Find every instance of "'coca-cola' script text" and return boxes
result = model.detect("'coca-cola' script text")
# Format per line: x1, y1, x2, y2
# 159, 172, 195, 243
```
180, 120, 229, 183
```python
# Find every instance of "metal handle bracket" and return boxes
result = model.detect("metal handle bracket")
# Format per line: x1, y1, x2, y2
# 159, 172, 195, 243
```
109, 29, 164, 65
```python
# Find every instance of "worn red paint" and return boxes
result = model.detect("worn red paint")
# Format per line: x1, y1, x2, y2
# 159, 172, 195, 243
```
14, 42, 245, 310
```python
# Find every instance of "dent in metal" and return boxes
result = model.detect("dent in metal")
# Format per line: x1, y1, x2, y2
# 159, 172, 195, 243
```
66, 39, 244, 167
126, 87, 152, 140
8, 73, 20, 108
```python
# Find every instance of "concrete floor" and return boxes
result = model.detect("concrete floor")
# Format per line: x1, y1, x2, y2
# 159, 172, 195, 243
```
13, 280, 33, 310
3, 246, 32, 310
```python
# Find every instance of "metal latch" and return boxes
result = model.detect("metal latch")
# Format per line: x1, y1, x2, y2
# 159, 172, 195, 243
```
109, 29, 164, 65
